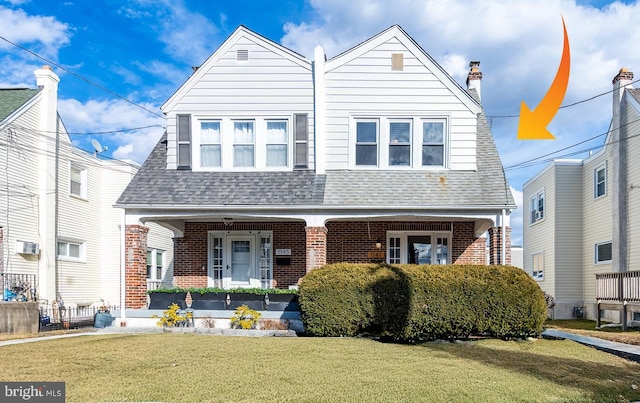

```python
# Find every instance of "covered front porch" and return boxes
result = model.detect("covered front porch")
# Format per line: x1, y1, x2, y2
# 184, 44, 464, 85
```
121, 210, 512, 310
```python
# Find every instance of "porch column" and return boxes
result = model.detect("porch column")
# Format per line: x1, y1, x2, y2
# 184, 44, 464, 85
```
306, 226, 327, 272
125, 224, 149, 308
488, 226, 512, 265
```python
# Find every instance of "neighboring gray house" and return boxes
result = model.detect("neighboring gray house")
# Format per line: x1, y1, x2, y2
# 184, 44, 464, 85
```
524, 68, 640, 322
116, 25, 516, 309
0, 66, 174, 307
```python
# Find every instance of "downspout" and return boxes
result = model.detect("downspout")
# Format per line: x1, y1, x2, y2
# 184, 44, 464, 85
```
120, 209, 126, 321
54, 117, 59, 298
501, 209, 506, 265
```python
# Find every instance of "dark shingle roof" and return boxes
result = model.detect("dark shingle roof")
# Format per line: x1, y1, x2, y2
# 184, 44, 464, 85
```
0, 89, 39, 122
117, 97, 515, 210
627, 88, 640, 104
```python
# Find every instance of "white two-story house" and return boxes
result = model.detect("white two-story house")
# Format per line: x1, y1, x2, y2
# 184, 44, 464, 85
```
117, 25, 516, 309
0, 66, 174, 308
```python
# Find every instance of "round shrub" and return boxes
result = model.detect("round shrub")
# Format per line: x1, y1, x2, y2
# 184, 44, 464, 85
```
298, 263, 546, 342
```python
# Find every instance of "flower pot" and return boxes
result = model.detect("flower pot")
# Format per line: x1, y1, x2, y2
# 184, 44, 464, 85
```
148, 292, 188, 310
265, 294, 299, 311
190, 292, 228, 310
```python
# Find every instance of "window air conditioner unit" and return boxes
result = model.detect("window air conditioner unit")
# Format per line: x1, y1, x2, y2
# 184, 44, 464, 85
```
15, 240, 39, 255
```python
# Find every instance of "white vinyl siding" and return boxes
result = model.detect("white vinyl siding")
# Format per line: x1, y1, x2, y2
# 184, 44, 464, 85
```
164, 32, 314, 170
324, 36, 477, 171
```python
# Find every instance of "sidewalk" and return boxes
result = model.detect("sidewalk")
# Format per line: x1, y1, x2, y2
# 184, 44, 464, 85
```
542, 329, 640, 362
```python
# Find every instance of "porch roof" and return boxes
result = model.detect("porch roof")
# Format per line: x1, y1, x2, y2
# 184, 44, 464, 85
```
117, 102, 515, 210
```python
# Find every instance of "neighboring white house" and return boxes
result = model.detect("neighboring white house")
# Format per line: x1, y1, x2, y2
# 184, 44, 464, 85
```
523, 68, 640, 322
0, 66, 174, 307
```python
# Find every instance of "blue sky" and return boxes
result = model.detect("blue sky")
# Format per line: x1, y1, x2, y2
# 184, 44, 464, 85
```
2, 0, 640, 245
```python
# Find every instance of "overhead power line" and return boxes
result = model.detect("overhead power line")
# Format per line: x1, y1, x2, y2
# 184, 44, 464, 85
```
0, 35, 164, 119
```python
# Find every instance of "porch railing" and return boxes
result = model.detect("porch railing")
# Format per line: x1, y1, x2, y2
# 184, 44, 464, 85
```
1, 272, 38, 301
596, 271, 640, 302
146, 279, 162, 292
595, 270, 640, 330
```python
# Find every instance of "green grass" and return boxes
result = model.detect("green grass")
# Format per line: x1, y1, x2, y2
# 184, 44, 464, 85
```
1, 334, 639, 402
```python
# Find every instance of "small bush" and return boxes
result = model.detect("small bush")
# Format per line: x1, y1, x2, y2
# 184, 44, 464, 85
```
299, 263, 546, 342
230, 305, 262, 329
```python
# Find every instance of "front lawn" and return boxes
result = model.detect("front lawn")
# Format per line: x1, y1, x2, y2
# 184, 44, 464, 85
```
0, 334, 638, 402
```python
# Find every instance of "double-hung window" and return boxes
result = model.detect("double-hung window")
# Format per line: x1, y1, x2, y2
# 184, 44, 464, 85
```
422, 121, 445, 166
532, 252, 544, 280
389, 121, 411, 166
200, 121, 222, 167
147, 249, 165, 281
266, 120, 288, 167
233, 121, 255, 167
355, 120, 378, 166
594, 164, 606, 198
70, 165, 87, 199
530, 190, 544, 224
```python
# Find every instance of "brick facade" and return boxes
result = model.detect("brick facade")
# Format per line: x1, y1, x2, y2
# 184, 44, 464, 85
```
326, 221, 486, 265
306, 226, 327, 272
125, 224, 149, 309
174, 222, 307, 289
165, 220, 491, 294
488, 226, 512, 265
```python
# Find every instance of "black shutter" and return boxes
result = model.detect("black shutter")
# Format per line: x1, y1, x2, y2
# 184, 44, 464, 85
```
294, 113, 308, 168
177, 114, 191, 169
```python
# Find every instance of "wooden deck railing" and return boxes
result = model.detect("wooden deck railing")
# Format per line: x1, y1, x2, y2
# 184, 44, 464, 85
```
595, 270, 640, 330
596, 270, 640, 302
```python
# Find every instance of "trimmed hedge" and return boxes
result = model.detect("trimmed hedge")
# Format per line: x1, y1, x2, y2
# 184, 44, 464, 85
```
298, 263, 546, 342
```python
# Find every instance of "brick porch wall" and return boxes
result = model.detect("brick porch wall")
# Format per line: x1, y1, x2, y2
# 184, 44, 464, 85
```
125, 224, 148, 309
326, 221, 486, 265
306, 226, 327, 272
174, 222, 307, 289
488, 226, 512, 265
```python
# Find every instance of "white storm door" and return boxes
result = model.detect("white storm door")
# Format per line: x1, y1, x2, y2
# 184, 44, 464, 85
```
227, 236, 254, 286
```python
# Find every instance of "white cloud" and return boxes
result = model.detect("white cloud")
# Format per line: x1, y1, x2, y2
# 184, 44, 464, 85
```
0, 6, 70, 57
58, 98, 165, 164
120, 0, 219, 66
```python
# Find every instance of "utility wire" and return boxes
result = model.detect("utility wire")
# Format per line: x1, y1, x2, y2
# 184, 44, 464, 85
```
0, 35, 164, 119
488, 78, 640, 119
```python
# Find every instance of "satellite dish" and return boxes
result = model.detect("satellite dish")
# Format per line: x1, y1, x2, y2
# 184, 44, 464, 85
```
91, 139, 108, 156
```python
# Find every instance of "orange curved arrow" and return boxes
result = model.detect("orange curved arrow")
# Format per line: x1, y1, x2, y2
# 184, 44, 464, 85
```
517, 17, 570, 140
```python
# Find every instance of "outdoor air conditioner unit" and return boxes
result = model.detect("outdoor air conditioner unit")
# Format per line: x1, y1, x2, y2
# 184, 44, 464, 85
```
15, 240, 39, 255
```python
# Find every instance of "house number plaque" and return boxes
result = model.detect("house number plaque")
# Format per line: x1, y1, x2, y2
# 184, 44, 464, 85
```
276, 249, 292, 256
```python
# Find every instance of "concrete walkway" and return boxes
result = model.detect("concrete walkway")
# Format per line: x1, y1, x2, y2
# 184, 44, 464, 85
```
542, 329, 640, 362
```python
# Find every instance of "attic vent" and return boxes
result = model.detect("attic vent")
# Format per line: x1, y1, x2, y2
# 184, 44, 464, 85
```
391, 53, 404, 71
237, 49, 249, 62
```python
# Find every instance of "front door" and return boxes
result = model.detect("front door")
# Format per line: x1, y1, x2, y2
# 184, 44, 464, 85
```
408, 235, 432, 264
227, 235, 255, 287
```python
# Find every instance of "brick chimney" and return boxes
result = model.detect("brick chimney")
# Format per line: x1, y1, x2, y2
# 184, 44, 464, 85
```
466, 61, 482, 100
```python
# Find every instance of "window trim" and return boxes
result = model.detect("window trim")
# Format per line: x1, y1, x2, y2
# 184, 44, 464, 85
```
192, 116, 295, 171
147, 248, 166, 281
265, 119, 289, 167
421, 119, 447, 168
197, 120, 222, 168
57, 239, 85, 262
595, 241, 612, 264
594, 163, 607, 199
386, 231, 452, 265
531, 251, 544, 281
354, 119, 379, 167
350, 115, 450, 169
69, 163, 87, 200
529, 189, 545, 225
